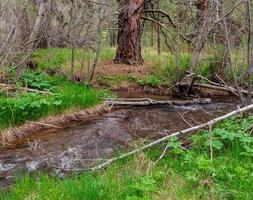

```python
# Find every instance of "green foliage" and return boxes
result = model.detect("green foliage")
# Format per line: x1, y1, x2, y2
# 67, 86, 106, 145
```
33, 47, 115, 70
142, 52, 191, 86
138, 74, 163, 87
0, 70, 109, 130
19, 70, 51, 90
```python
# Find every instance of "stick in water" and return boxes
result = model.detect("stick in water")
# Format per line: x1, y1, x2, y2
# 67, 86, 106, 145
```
83, 104, 253, 171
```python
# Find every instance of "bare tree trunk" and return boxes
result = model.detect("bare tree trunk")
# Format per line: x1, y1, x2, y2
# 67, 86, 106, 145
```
0, 26, 15, 58
190, 0, 208, 72
221, 1, 245, 104
109, 30, 117, 47
195, 0, 208, 32
156, 0, 161, 55
246, 0, 253, 104
114, 0, 144, 65
28, 1, 48, 50
16, 0, 48, 77
15, 7, 31, 49
88, 0, 106, 82
150, 21, 154, 47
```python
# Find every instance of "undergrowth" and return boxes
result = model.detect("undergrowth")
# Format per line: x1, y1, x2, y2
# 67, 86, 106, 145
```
1, 115, 253, 200
33, 47, 115, 71
0, 70, 110, 130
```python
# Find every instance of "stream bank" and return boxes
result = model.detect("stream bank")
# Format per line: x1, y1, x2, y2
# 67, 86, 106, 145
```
0, 91, 238, 188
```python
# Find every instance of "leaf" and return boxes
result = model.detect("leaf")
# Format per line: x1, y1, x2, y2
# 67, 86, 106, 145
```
212, 140, 223, 150
205, 139, 223, 150
168, 137, 182, 149
185, 171, 198, 182
197, 156, 212, 170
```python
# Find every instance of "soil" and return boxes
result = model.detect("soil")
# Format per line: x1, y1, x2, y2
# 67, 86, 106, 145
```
94, 61, 152, 78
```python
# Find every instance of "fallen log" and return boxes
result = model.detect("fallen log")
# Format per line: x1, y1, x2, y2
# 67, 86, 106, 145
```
0, 83, 52, 95
104, 97, 212, 106
177, 82, 250, 96
72, 104, 253, 172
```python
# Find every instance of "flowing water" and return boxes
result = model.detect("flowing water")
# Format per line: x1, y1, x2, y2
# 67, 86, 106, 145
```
0, 96, 238, 188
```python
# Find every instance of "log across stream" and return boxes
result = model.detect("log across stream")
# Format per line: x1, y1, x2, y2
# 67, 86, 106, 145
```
0, 95, 239, 188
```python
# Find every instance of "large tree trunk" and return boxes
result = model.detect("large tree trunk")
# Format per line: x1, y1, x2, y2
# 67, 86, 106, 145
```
114, 0, 144, 65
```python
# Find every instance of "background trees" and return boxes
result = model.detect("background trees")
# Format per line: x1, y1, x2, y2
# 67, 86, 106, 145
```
0, 0, 252, 99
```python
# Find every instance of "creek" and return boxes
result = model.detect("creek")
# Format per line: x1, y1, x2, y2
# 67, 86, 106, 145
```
0, 94, 238, 188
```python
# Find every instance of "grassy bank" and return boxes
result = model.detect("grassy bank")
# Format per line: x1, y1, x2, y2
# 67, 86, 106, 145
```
1, 115, 253, 200
0, 70, 110, 131
30, 47, 246, 89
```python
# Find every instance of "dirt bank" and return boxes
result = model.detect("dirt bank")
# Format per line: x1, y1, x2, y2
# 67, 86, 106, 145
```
0, 105, 111, 145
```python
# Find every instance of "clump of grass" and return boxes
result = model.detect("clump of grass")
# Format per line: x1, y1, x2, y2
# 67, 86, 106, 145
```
140, 52, 191, 86
2, 116, 253, 199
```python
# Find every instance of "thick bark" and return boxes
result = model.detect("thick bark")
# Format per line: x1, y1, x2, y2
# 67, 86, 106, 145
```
114, 0, 144, 65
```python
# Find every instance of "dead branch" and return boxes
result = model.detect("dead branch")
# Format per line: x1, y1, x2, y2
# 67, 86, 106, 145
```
82, 103, 253, 171
104, 97, 211, 107
177, 82, 252, 97
0, 83, 52, 95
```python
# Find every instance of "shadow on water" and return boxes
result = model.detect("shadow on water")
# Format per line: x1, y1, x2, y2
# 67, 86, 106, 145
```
0, 94, 239, 188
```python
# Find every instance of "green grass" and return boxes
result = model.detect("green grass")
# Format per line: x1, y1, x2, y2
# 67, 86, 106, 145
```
0, 70, 111, 130
32, 47, 115, 71
1, 115, 253, 200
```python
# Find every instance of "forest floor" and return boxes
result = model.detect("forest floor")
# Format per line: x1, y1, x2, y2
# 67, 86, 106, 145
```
0, 48, 253, 199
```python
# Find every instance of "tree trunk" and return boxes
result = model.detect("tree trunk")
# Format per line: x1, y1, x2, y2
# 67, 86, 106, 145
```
190, 0, 209, 72
15, 7, 31, 49
195, 0, 208, 33
246, 0, 253, 104
32, 0, 51, 49
114, 0, 144, 65
156, 0, 161, 55
28, 1, 48, 50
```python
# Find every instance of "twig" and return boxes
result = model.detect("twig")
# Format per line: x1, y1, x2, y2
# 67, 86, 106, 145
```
31, 122, 62, 129
0, 83, 52, 95
209, 125, 213, 162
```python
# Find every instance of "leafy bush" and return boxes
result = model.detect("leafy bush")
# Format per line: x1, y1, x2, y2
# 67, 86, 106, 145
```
19, 70, 51, 90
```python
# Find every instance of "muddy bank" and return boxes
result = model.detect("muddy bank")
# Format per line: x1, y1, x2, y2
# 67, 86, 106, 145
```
0, 105, 111, 145
0, 89, 220, 145
95, 83, 234, 100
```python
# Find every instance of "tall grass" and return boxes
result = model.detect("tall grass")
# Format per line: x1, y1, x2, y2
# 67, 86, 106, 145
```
33, 47, 115, 71
0, 71, 110, 130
